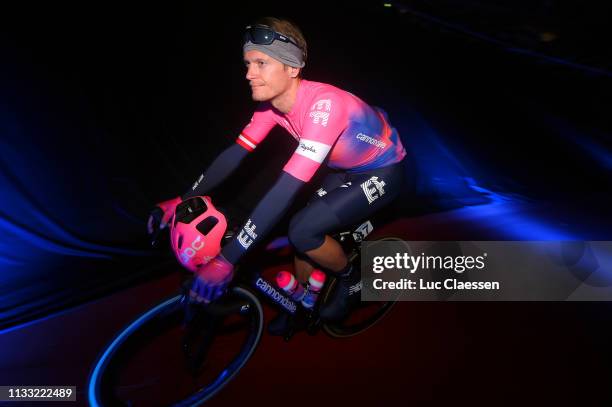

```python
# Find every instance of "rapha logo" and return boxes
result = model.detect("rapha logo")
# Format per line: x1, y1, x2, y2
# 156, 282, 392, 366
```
309, 99, 332, 127
299, 142, 317, 154
238, 219, 258, 249
316, 188, 327, 197
361, 176, 386, 204
180, 235, 205, 264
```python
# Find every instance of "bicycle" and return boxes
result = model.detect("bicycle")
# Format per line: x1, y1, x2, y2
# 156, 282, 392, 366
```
88, 209, 405, 406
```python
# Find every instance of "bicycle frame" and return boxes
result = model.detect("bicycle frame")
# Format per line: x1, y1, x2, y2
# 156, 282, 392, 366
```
185, 216, 372, 336
89, 215, 397, 406
251, 273, 299, 314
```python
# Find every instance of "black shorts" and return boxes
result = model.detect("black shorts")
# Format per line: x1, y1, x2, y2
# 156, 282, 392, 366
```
288, 161, 406, 252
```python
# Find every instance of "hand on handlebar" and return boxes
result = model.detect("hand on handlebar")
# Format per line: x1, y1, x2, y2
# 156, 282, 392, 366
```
147, 196, 182, 246
189, 255, 234, 304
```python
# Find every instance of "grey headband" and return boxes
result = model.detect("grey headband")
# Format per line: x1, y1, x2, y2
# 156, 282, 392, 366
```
243, 40, 305, 68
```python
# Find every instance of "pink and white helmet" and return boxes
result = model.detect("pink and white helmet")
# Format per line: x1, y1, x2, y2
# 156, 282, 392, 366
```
169, 196, 227, 273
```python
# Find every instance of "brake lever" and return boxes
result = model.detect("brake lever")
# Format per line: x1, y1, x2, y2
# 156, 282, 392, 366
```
148, 207, 168, 248
150, 229, 162, 248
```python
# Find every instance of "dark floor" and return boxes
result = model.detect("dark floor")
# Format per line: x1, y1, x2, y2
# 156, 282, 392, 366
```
2, 199, 611, 406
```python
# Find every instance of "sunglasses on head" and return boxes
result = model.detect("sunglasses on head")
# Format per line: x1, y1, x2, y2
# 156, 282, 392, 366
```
244, 24, 302, 50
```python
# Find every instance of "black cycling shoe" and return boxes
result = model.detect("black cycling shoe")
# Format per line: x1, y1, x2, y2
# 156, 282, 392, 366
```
319, 266, 362, 322
267, 311, 292, 336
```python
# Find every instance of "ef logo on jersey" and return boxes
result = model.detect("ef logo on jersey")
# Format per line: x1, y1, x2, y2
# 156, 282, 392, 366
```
309, 99, 332, 127
238, 219, 258, 249
361, 176, 386, 205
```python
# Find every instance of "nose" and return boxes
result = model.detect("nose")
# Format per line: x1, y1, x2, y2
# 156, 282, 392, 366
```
245, 64, 258, 81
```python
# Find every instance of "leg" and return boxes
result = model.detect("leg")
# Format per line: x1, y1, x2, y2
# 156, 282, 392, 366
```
268, 171, 347, 335
305, 235, 348, 272
294, 252, 315, 284
290, 163, 406, 321
293, 171, 349, 281
290, 163, 405, 270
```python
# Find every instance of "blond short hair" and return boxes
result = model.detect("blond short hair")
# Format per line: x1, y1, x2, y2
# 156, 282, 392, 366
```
254, 17, 308, 65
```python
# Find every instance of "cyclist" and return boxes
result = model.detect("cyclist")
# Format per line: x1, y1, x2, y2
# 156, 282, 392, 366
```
148, 17, 407, 333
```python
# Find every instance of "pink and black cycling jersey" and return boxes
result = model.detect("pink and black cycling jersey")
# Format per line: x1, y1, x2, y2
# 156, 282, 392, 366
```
236, 79, 407, 182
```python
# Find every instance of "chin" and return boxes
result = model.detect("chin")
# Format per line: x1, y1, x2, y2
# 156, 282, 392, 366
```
251, 92, 271, 102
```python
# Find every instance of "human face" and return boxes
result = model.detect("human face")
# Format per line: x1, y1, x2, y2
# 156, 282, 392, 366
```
244, 50, 295, 102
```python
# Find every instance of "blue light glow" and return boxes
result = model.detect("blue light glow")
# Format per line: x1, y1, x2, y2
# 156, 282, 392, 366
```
88, 295, 181, 407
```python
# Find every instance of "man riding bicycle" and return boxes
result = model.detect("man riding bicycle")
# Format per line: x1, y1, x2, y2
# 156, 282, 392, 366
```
147, 17, 407, 335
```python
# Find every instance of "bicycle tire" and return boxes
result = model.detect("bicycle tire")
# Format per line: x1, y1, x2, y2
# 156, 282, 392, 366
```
88, 286, 264, 407
322, 236, 404, 338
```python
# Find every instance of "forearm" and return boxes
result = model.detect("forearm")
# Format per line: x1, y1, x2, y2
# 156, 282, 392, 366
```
182, 143, 249, 199
222, 172, 304, 264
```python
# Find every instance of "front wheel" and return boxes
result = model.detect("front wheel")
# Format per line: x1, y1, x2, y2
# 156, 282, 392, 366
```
322, 236, 404, 338
88, 286, 264, 406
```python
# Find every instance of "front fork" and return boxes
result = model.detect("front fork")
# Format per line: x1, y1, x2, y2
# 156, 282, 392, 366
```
179, 280, 252, 376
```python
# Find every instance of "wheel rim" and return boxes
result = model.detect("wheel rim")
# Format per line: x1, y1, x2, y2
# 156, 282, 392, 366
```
88, 286, 263, 407
322, 236, 404, 338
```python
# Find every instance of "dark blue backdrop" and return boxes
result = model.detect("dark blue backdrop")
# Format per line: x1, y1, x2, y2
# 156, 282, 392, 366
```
1, 0, 610, 330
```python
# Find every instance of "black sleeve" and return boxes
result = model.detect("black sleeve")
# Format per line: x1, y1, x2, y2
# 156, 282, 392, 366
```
182, 143, 249, 200
221, 171, 305, 264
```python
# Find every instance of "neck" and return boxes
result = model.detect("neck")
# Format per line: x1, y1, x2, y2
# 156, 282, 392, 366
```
271, 78, 301, 114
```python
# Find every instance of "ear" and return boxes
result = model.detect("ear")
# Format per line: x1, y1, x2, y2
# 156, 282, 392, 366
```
285, 65, 301, 78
